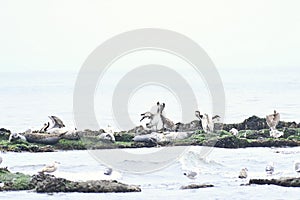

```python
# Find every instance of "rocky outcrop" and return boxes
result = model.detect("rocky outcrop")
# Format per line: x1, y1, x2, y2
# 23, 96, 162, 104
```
31, 173, 141, 193
249, 177, 300, 187
180, 184, 214, 190
223, 116, 300, 131
0, 169, 141, 193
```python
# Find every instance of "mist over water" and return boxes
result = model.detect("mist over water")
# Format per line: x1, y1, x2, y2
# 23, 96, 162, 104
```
1, 66, 299, 132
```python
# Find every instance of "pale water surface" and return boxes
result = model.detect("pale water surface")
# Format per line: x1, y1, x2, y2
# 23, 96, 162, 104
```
0, 147, 299, 200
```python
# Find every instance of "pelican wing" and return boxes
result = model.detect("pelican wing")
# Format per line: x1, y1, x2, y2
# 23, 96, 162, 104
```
212, 115, 221, 123
195, 111, 201, 120
266, 113, 280, 129
49, 116, 65, 128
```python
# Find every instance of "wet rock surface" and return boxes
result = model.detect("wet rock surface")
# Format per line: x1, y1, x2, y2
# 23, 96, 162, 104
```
32, 173, 141, 193
1, 116, 300, 151
0, 169, 141, 193
180, 184, 214, 190
249, 177, 300, 187
223, 116, 300, 131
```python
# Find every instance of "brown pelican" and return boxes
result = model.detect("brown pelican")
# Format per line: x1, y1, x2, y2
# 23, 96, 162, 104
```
238, 168, 248, 179
140, 112, 154, 122
195, 111, 220, 133
41, 116, 73, 134
39, 161, 60, 173
266, 110, 280, 131
142, 102, 164, 131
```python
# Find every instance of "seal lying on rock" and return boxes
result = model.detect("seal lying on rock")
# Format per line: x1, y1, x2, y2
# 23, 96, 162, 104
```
24, 132, 65, 145
133, 131, 194, 144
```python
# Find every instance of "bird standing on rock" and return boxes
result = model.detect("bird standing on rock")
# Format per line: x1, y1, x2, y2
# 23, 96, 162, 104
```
183, 171, 198, 180
238, 168, 248, 179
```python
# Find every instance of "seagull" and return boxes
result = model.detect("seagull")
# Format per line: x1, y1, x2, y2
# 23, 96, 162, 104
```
104, 167, 113, 176
39, 161, 60, 173
265, 162, 275, 175
229, 128, 239, 136
295, 161, 300, 174
266, 110, 280, 131
183, 170, 198, 180
238, 168, 248, 179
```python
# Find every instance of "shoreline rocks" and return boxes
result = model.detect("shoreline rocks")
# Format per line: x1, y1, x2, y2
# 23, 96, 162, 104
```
0, 168, 141, 193
180, 184, 214, 190
249, 177, 300, 187
1, 116, 300, 152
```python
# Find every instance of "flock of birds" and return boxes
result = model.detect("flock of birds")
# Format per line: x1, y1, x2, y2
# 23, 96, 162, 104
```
1, 102, 299, 184
238, 161, 300, 179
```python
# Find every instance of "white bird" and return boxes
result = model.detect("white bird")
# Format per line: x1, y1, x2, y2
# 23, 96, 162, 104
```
104, 167, 113, 176
8, 133, 27, 142
266, 110, 280, 131
39, 161, 60, 173
229, 128, 239, 136
238, 168, 248, 179
183, 170, 198, 180
265, 162, 275, 175
295, 161, 300, 174
270, 130, 284, 138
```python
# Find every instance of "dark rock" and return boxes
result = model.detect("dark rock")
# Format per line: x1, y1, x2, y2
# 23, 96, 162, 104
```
0, 128, 11, 134
114, 132, 135, 142
31, 173, 141, 193
249, 177, 300, 187
223, 116, 300, 131
180, 184, 214, 190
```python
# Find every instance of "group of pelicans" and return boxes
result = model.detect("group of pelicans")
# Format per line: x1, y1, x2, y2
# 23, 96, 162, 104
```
4, 101, 292, 146
1, 101, 300, 183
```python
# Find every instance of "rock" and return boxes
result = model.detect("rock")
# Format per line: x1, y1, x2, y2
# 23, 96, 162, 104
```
31, 173, 141, 193
249, 177, 300, 187
114, 132, 135, 142
180, 184, 214, 190
223, 116, 300, 131
0, 128, 11, 135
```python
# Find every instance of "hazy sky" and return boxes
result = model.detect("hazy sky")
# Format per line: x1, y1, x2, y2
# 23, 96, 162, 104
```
0, 0, 299, 72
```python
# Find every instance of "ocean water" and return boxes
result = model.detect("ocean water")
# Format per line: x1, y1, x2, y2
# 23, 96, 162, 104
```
1, 147, 300, 200
1, 67, 300, 199
1, 66, 300, 132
